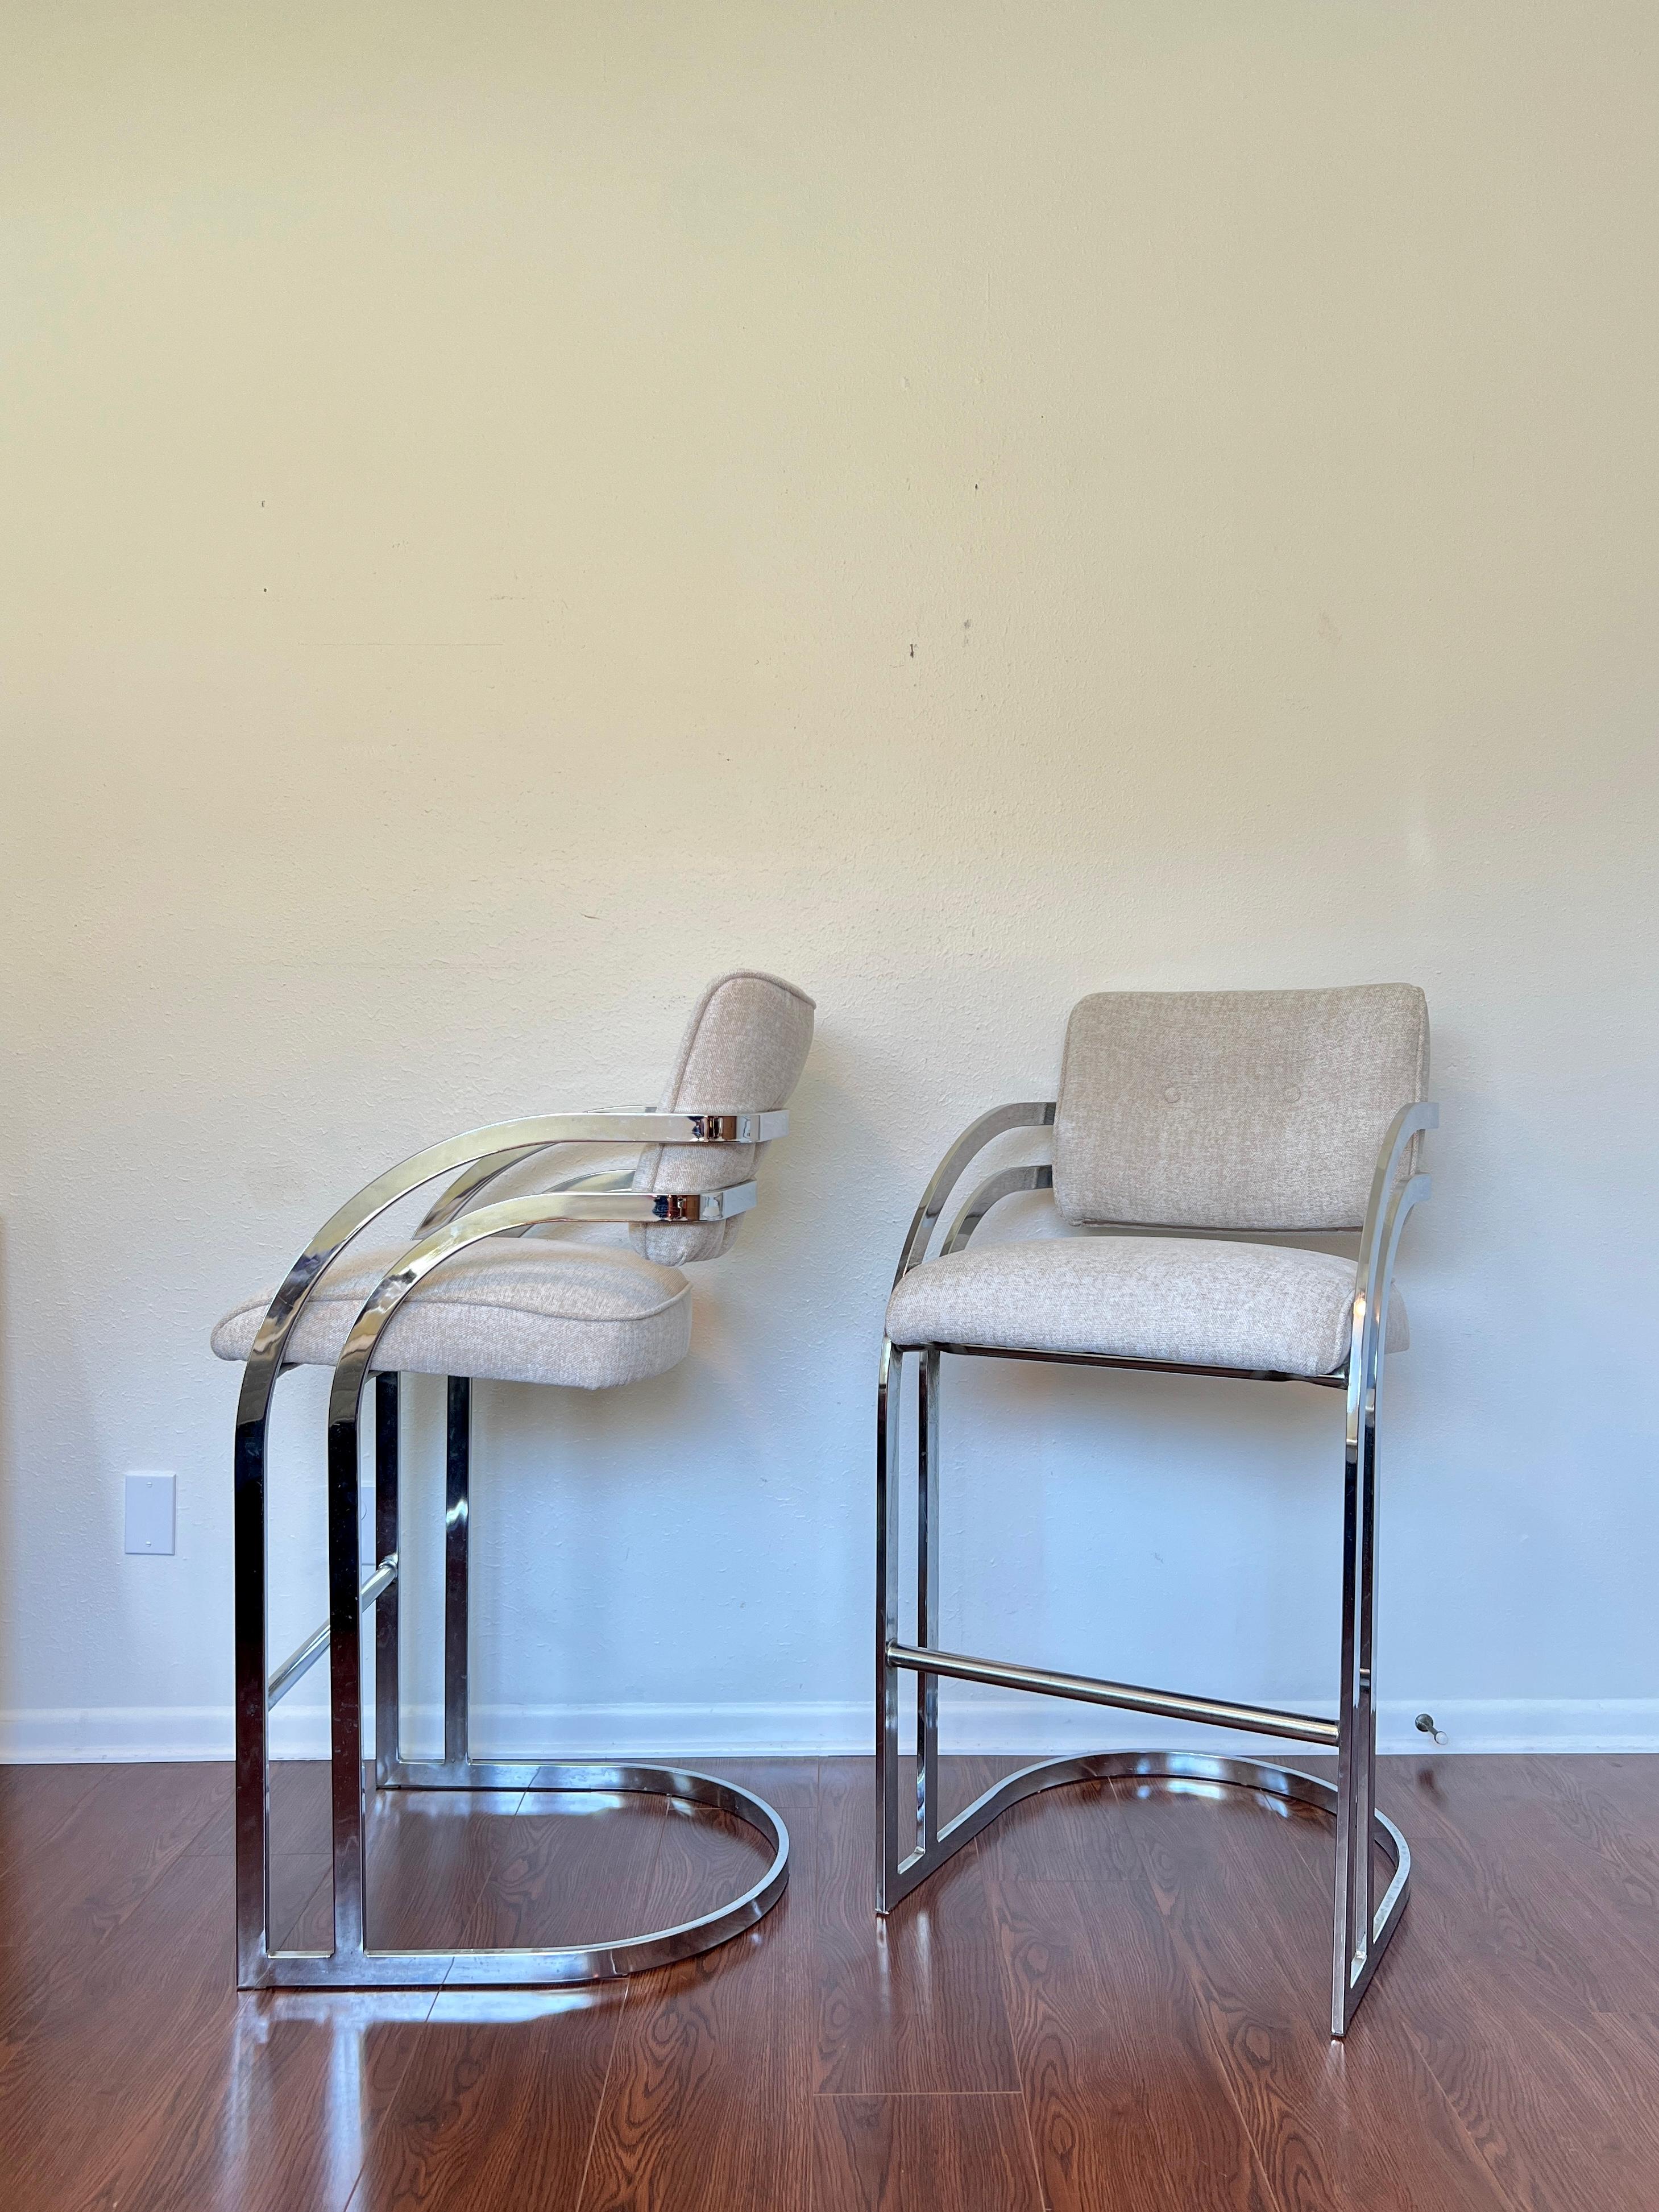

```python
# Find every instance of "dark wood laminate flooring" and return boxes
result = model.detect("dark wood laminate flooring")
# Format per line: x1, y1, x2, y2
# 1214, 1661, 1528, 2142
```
1, 1755, 1656, 2208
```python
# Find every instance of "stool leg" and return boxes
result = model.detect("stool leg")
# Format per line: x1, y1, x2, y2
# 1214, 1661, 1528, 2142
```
1332, 1363, 1380, 2036
444, 1377, 471, 1768
327, 1368, 367, 1959
233, 1390, 273, 1984
916, 1351, 941, 1853
374, 1373, 401, 1788
876, 1341, 904, 1908
1355, 1379, 1380, 1962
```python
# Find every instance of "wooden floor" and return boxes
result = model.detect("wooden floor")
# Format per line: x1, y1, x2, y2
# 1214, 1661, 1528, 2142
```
1, 1754, 1656, 2209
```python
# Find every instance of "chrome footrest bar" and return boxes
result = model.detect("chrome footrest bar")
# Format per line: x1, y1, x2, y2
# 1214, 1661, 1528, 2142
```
246, 1764, 789, 1989
885, 1642, 1339, 1747
267, 1555, 399, 1709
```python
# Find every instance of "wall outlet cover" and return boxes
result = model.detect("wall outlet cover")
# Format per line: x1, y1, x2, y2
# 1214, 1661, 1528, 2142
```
125, 1472, 176, 1556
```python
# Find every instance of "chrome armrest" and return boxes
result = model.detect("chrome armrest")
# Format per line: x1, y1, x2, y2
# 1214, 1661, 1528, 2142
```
327, 1182, 758, 1412
1348, 1101, 1438, 1389
416, 1108, 788, 1232
237, 1108, 785, 1418
890, 1103, 1056, 1291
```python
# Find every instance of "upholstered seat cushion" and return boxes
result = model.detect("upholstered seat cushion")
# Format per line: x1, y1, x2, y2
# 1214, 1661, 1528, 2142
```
211, 1243, 692, 1391
885, 1237, 1407, 1379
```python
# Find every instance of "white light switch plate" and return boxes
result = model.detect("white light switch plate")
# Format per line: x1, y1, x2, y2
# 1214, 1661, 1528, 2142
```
125, 1472, 176, 1555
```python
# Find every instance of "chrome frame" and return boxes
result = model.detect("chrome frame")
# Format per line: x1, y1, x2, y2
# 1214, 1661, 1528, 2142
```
235, 1109, 790, 1990
876, 1097, 1436, 2037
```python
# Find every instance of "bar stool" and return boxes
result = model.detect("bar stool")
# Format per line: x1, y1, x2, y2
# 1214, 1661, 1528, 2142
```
213, 970, 814, 1989
875, 985, 1435, 2035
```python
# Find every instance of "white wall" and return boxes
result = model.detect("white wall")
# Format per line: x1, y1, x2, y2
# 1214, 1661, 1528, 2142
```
2, 1, 1656, 1761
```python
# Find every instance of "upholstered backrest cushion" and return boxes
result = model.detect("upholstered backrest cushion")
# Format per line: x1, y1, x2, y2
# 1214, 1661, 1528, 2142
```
631, 971, 816, 1263
1053, 985, 1428, 1231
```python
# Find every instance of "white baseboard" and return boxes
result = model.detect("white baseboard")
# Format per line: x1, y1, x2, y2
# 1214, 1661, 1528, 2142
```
3, 1696, 1657, 1763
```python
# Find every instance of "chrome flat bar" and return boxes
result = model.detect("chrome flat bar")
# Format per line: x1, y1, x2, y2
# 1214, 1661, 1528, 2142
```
268, 1556, 399, 1709
885, 1642, 1339, 1747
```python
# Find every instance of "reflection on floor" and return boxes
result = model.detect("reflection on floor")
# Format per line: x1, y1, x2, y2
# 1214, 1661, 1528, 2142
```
1, 1753, 1656, 2208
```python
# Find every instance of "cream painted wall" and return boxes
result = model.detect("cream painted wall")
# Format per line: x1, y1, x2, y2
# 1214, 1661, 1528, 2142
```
2, 2, 1656, 1759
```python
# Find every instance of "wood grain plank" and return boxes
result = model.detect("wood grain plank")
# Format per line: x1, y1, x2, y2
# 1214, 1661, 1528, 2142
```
576, 1768, 815, 2210
1, 1835, 431, 2212
1386, 1757, 1659, 2211
0, 1760, 228, 2052
87, 1986, 435, 2212
1407, 1755, 1659, 2006
349, 1782, 682, 2211
0, 1759, 224, 1946
814, 1758, 1019, 2095
988, 1849, 1275, 2212
812, 2094, 1043, 2212
362, 1790, 526, 1953
349, 1989, 630, 2212
457, 1789, 672, 1953
4, 1755, 1656, 2212
0, 1847, 234, 2201
0, 1761, 105, 1890
1123, 1769, 1520, 2212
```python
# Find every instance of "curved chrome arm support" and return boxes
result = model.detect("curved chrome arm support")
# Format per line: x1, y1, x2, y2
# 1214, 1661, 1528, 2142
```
414, 1144, 587, 1235
1347, 1101, 1438, 1402
328, 1183, 758, 1427
891, 1101, 1056, 1289
487, 1165, 644, 1240
941, 1164, 1054, 1257
547, 1167, 639, 1195
237, 1108, 785, 1428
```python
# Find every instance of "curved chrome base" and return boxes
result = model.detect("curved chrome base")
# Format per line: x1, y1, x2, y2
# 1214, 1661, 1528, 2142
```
246, 1763, 789, 1990
883, 1749, 1409, 2025
889, 1747, 1407, 1913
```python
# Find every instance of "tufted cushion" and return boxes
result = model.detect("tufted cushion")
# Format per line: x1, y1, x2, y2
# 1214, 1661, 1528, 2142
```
886, 1236, 1406, 1379
631, 970, 816, 1265
1054, 985, 1428, 1232
211, 1242, 692, 1391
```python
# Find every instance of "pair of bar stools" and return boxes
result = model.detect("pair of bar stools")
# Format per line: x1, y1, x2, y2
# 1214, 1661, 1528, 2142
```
214, 970, 1434, 2035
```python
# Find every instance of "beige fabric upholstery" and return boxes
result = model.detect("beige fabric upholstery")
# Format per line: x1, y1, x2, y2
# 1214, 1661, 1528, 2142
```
885, 1236, 1406, 1378
211, 1244, 692, 1391
631, 970, 816, 1265
1053, 985, 1429, 1232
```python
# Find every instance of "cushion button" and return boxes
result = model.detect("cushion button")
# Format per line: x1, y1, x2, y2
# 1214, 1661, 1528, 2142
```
1163, 1084, 1181, 1104
1284, 1084, 1302, 1103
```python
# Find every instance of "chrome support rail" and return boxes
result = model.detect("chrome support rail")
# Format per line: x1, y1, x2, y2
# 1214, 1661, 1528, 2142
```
267, 1556, 399, 1710
234, 1107, 791, 1991
875, 1095, 1436, 2039
884, 1643, 1339, 1747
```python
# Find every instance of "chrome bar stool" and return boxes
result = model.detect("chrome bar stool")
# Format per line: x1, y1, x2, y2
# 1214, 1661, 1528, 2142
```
875, 985, 1436, 2035
213, 970, 814, 1989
